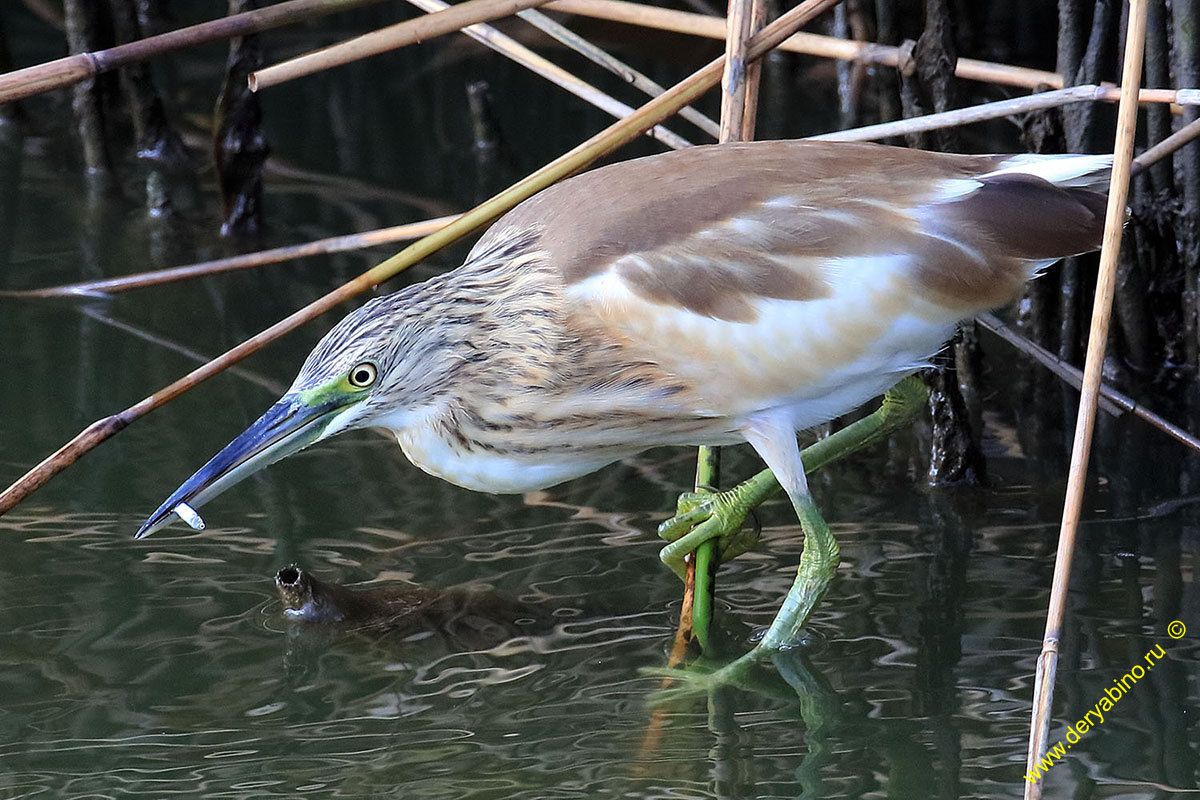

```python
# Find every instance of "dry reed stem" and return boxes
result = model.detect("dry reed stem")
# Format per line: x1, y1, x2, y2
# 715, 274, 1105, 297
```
0, 0, 843, 514
666, 557, 698, 669
78, 306, 400, 442
0, 0, 386, 104
250, 0, 556, 91
0, 215, 460, 298
515, 8, 720, 138
1023, 2, 1149, 796
546, 0, 1063, 91
1133, 114, 1200, 173
718, 0, 767, 141
13, 115, 1195, 301
403, 0, 691, 150
812, 84, 1197, 143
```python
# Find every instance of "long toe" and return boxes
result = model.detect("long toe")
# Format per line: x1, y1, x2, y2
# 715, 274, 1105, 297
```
657, 482, 765, 578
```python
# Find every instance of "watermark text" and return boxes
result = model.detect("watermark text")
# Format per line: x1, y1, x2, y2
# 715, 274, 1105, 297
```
1024, 620, 1185, 785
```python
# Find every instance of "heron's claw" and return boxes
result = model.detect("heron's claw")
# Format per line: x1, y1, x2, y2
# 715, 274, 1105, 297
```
657, 484, 761, 580
658, 491, 715, 534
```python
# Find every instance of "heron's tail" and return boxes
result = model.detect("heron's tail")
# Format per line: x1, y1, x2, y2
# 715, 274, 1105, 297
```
940, 153, 1113, 266
982, 152, 1113, 191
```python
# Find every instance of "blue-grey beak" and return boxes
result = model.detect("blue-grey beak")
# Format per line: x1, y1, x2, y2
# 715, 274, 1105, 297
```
136, 394, 349, 539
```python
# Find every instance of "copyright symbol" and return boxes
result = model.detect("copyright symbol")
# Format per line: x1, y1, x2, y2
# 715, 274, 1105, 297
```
1168, 620, 1187, 639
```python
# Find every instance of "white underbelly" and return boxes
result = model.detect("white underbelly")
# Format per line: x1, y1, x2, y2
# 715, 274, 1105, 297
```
392, 418, 622, 493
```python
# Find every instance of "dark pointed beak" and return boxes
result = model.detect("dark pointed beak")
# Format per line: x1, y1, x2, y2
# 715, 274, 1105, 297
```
136, 394, 351, 539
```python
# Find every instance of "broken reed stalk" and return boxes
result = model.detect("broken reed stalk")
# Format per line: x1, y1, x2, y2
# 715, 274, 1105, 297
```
0, 215, 460, 298
813, 84, 1198, 143
403, 0, 691, 150
976, 313, 1200, 452
545, 0, 1063, 91
515, 8, 720, 138
681, 0, 772, 655
1023, 1, 1148, 795
250, 0, 555, 91
0, 0, 845, 514
664, 553, 700, 667
0, 0, 386, 104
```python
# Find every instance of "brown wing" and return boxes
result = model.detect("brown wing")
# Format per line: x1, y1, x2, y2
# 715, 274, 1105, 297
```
462, 141, 1109, 423
477, 140, 1107, 317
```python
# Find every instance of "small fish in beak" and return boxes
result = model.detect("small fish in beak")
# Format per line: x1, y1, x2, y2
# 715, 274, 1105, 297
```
136, 391, 358, 539
173, 502, 205, 531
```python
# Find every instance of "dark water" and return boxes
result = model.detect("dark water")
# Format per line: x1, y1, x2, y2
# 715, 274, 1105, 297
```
1, 5, 1198, 798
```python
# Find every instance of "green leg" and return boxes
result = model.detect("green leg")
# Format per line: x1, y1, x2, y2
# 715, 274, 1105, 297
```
658, 376, 928, 649
758, 496, 836, 651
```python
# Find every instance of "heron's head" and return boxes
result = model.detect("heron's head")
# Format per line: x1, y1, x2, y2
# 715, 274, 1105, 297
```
136, 291, 438, 539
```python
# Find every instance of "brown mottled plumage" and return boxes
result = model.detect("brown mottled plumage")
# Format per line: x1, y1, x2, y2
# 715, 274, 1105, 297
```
139, 140, 1111, 561
320, 140, 1107, 494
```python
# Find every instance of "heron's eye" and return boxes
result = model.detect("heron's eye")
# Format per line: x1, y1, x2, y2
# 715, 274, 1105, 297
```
348, 362, 378, 388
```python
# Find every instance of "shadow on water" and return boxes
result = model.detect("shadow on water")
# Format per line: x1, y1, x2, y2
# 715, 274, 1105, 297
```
0, 1, 1198, 798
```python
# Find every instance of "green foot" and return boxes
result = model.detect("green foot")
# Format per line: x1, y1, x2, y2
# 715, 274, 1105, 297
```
656, 376, 930, 648
643, 649, 774, 704
643, 643, 838, 711
657, 483, 763, 580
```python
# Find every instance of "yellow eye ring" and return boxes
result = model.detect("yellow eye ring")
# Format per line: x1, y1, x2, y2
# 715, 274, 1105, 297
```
348, 362, 378, 388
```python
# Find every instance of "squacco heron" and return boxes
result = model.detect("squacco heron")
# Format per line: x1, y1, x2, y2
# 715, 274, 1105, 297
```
137, 140, 1110, 650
